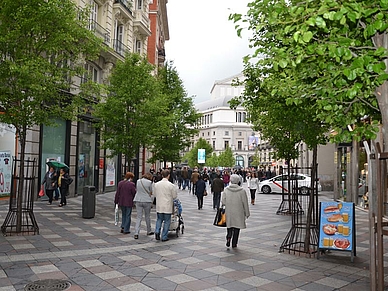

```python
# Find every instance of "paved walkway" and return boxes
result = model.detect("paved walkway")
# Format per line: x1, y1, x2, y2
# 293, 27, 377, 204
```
0, 184, 378, 291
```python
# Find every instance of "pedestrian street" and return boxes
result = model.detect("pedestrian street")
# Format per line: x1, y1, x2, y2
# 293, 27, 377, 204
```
0, 183, 377, 290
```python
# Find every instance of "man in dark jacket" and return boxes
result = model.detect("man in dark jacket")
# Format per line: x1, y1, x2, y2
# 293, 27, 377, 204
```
211, 175, 224, 210
195, 175, 206, 210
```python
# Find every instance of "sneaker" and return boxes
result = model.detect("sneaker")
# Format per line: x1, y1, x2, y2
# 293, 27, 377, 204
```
147, 232, 154, 235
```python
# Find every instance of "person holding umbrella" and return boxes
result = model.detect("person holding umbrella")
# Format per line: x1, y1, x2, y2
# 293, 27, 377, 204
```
58, 168, 73, 207
41, 166, 58, 205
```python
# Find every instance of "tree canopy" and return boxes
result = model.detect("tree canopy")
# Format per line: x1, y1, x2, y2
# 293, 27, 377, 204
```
184, 138, 213, 168
230, 0, 388, 146
94, 53, 167, 160
149, 61, 201, 165
0, 0, 103, 142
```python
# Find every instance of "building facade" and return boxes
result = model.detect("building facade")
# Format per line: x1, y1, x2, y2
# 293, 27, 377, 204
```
193, 73, 336, 190
194, 73, 272, 169
0, 0, 166, 198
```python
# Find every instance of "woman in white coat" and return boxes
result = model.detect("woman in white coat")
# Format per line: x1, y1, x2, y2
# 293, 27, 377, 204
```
221, 174, 250, 248
247, 171, 259, 205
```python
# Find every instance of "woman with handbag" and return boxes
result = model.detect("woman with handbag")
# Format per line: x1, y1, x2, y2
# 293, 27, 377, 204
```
221, 174, 250, 248
133, 173, 154, 239
114, 172, 136, 234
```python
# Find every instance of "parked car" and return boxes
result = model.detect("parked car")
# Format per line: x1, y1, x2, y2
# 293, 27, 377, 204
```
258, 173, 322, 195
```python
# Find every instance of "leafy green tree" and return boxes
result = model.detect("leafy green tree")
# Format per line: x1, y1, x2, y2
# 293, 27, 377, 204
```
218, 147, 235, 168
94, 53, 167, 166
207, 153, 219, 168
186, 138, 213, 168
0, 0, 103, 232
231, 0, 388, 146
149, 61, 201, 167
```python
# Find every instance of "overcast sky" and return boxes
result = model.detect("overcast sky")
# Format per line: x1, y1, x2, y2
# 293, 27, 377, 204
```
164, 0, 252, 104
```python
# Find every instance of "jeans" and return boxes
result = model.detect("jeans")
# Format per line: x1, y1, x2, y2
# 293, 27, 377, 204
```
134, 202, 152, 235
213, 192, 221, 209
197, 196, 203, 209
227, 227, 240, 247
54, 188, 60, 200
155, 212, 171, 241
183, 179, 189, 190
121, 206, 133, 233
192, 183, 197, 195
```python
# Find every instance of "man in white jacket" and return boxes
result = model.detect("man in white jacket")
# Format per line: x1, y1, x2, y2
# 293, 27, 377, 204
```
154, 169, 178, 241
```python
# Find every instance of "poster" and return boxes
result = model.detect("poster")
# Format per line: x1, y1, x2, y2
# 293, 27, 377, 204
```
105, 159, 116, 187
198, 149, 205, 164
318, 201, 355, 255
0, 151, 12, 197
248, 136, 259, 150
79, 154, 85, 178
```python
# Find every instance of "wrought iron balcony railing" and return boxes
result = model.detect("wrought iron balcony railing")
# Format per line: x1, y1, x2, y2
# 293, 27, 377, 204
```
89, 20, 110, 45
113, 39, 130, 57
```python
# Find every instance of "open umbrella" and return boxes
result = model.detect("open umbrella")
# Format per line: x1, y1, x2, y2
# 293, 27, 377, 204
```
46, 161, 69, 170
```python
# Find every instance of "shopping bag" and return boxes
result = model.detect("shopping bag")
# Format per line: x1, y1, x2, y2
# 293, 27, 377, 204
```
114, 204, 119, 226
38, 187, 45, 197
213, 207, 226, 227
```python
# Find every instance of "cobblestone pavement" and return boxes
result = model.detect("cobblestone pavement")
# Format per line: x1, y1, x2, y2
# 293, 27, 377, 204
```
0, 183, 378, 291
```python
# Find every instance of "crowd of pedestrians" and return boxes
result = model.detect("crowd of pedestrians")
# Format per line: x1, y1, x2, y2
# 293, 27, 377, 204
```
111, 165, 279, 249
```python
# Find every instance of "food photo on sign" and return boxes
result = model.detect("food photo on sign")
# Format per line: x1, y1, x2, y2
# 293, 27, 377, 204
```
319, 201, 353, 251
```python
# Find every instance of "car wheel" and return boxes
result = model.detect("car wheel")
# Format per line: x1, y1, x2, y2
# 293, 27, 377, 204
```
262, 185, 271, 194
300, 186, 309, 195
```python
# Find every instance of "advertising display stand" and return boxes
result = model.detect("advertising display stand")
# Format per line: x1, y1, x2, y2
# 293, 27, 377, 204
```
317, 201, 356, 262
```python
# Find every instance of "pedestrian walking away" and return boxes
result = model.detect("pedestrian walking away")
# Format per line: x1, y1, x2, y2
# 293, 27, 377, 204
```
114, 172, 136, 234
133, 173, 154, 239
195, 175, 206, 210
211, 175, 224, 210
154, 169, 178, 242
221, 174, 250, 248
191, 169, 199, 195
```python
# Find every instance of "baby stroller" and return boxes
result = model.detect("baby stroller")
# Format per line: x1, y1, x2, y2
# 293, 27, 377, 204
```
169, 199, 184, 237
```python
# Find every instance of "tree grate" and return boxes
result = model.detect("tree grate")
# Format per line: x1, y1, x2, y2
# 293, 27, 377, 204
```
24, 279, 71, 291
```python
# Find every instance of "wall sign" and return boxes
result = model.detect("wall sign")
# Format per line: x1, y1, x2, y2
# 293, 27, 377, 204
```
0, 151, 12, 197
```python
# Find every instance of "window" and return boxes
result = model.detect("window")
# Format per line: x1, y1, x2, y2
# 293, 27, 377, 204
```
238, 132, 242, 136
213, 131, 215, 136
82, 63, 99, 83
224, 140, 229, 149
225, 131, 229, 136
207, 132, 210, 136
212, 141, 215, 149
137, 0, 143, 9
238, 141, 242, 150
210, 114, 213, 123
135, 39, 142, 54
88, 1, 98, 30
238, 112, 242, 122
243, 112, 247, 122
202, 132, 204, 137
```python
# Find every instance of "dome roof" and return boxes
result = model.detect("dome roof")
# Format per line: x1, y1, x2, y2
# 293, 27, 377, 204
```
195, 96, 237, 112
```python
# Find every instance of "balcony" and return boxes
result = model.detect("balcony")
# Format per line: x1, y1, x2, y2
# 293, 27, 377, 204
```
89, 20, 110, 45
134, 10, 151, 36
113, 39, 130, 57
114, 0, 133, 15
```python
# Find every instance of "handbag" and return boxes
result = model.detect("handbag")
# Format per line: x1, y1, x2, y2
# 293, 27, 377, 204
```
39, 186, 45, 197
213, 207, 226, 227
203, 190, 207, 196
